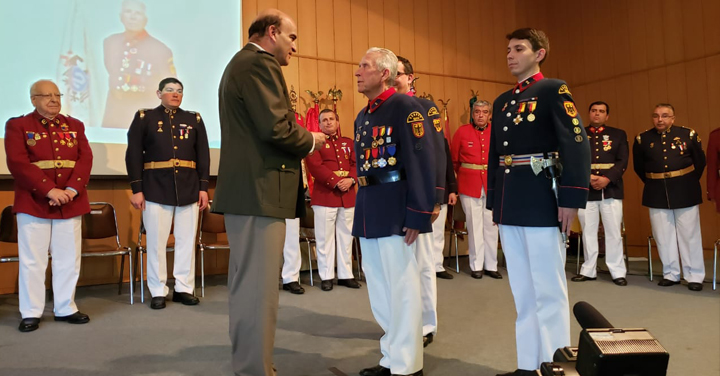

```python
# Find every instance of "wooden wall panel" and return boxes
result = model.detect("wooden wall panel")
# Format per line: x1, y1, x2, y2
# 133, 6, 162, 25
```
367, 0, 385, 48
397, 0, 415, 63
350, 0, 369, 61
333, 0, 353, 62
382, 0, 400, 54
703, 0, 720, 55
316, 0, 336, 60
681, 0, 705, 61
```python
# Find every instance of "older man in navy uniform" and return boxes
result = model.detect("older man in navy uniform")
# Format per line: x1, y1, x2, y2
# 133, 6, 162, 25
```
126, 77, 210, 309
355, 47, 435, 376
103, 0, 175, 128
573, 101, 629, 286
6, 80, 93, 332
488, 28, 590, 376
633, 103, 705, 291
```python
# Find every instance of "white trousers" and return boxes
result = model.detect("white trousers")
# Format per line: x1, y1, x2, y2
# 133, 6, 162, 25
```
17, 214, 82, 318
460, 193, 499, 271
281, 218, 302, 284
144, 201, 198, 297
361, 235, 423, 375
432, 204, 449, 272
649, 206, 705, 283
313, 206, 355, 280
498, 225, 570, 371
415, 231, 438, 336
577, 198, 627, 279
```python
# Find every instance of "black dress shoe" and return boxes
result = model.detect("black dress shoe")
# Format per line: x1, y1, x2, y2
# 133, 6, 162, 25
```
471, 270, 483, 279
613, 277, 628, 286
172, 291, 200, 305
151, 296, 166, 309
496, 369, 538, 376
283, 281, 305, 294
392, 370, 423, 376
423, 333, 434, 347
657, 278, 680, 287
18, 317, 40, 332
485, 270, 503, 279
571, 275, 597, 282
338, 278, 362, 288
688, 282, 703, 291
436, 270, 454, 279
54, 311, 90, 324
359, 364, 390, 376
321, 279, 333, 291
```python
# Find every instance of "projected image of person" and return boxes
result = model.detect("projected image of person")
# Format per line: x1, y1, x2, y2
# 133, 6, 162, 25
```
102, 0, 175, 129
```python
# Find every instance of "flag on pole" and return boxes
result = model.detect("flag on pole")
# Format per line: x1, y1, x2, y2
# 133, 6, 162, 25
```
57, 0, 95, 123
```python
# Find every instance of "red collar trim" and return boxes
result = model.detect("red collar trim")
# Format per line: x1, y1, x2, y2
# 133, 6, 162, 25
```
405, 90, 415, 97
513, 72, 544, 93
32, 110, 61, 125
367, 87, 396, 113
589, 126, 605, 134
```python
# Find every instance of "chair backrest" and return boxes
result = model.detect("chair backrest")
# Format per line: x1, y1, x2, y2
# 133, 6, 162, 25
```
82, 202, 119, 241
299, 199, 315, 229
0, 205, 18, 243
452, 202, 466, 222
200, 201, 225, 234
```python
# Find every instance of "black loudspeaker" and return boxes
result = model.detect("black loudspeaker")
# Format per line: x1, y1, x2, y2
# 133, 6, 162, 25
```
575, 328, 670, 376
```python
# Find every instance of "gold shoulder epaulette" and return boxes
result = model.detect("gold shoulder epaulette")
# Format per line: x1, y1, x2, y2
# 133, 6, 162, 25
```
189, 111, 201, 123
636, 134, 642, 144
138, 108, 152, 119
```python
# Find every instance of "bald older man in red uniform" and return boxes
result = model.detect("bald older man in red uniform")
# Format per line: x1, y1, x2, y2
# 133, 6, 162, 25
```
451, 99, 501, 279
5, 79, 93, 332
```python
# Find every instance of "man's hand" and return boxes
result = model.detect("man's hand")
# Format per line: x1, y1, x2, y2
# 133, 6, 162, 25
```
558, 207, 578, 236
590, 176, 610, 190
448, 193, 458, 206
47, 188, 70, 206
198, 191, 209, 211
336, 178, 354, 192
403, 227, 420, 245
430, 204, 441, 223
64, 189, 77, 201
311, 132, 326, 150
130, 192, 146, 211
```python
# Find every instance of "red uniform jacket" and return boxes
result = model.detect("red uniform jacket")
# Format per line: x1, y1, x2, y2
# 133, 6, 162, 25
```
451, 123, 491, 198
707, 127, 720, 212
305, 134, 357, 208
5, 111, 93, 219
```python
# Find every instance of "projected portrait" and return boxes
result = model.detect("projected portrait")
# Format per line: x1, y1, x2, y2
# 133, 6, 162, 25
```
101, 0, 175, 128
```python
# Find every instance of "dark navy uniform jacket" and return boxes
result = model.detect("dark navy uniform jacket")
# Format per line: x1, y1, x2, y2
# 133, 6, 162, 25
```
442, 138, 458, 203
487, 73, 591, 226
126, 105, 210, 207
586, 125, 628, 201
632, 125, 705, 209
352, 88, 436, 238
410, 94, 446, 204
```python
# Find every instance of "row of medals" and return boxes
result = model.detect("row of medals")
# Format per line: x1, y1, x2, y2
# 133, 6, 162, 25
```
157, 121, 191, 139
26, 132, 75, 147
360, 133, 395, 171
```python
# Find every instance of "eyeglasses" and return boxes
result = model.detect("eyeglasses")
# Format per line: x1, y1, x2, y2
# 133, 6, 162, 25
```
652, 114, 674, 119
32, 93, 63, 99
162, 88, 183, 94
397, 72, 408, 76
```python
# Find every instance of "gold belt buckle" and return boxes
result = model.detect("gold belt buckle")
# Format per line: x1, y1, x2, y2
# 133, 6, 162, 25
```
357, 176, 368, 186
664, 172, 671, 178
55, 160, 63, 168
504, 155, 513, 166
173, 159, 181, 167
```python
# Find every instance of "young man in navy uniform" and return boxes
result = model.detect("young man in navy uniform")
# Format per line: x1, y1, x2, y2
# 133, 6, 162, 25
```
6, 80, 93, 332
487, 28, 590, 376
633, 103, 705, 291
125, 77, 210, 309
355, 47, 435, 376
394, 55, 455, 348
573, 101, 629, 286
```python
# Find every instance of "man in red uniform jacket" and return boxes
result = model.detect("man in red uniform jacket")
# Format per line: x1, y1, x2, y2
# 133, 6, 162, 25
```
450, 99, 501, 279
5, 80, 93, 332
305, 109, 360, 291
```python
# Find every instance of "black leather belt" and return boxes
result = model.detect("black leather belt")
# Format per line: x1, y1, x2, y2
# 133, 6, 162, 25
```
357, 170, 406, 187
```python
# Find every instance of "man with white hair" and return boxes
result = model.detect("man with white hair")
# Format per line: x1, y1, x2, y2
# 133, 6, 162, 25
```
354, 47, 436, 376
5, 79, 93, 332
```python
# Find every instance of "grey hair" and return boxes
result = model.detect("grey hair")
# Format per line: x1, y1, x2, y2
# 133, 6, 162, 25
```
366, 47, 398, 86
29, 79, 57, 96
473, 99, 492, 111
122, 0, 146, 12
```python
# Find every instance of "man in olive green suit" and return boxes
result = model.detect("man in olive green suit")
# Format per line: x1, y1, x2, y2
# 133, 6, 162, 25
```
213, 9, 325, 376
